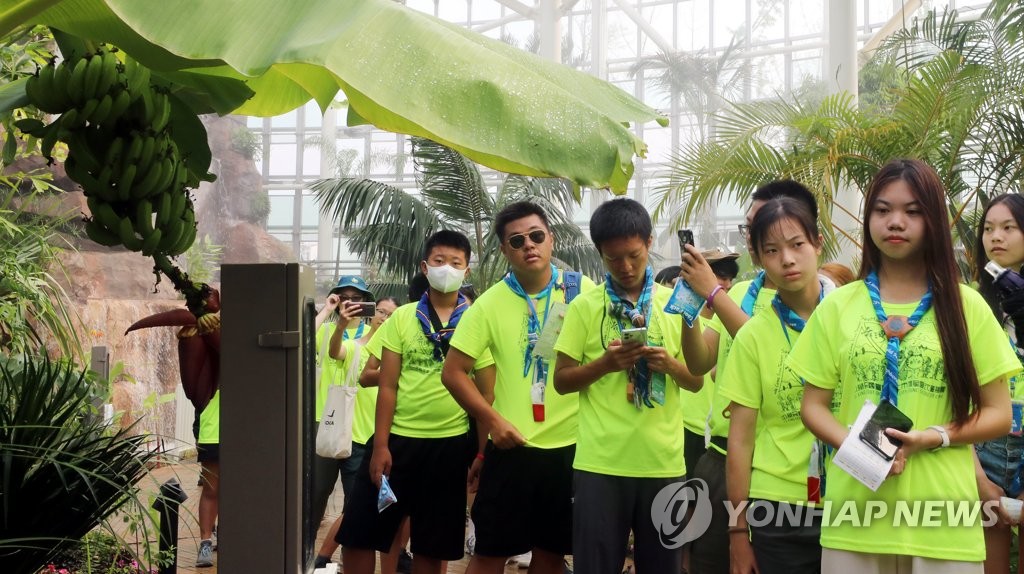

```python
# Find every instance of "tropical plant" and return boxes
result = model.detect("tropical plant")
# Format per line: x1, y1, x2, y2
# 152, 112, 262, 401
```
652, 6, 1024, 270
0, 354, 163, 574
3, 0, 665, 194
312, 137, 604, 298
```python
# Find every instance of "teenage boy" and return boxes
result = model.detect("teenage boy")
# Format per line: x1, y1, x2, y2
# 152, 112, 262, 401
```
338, 230, 494, 574
442, 201, 595, 574
553, 198, 702, 574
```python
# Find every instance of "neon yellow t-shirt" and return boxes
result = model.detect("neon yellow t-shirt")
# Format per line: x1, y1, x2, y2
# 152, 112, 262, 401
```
314, 322, 364, 421
787, 282, 1020, 562
450, 270, 595, 449
198, 389, 219, 444
682, 317, 713, 435
379, 302, 493, 439
706, 279, 776, 450
554, 283, 686, 478
718, 308, 814, 503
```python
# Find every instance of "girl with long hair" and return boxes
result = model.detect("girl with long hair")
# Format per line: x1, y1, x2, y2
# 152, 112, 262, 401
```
792, 159, 1017, 572
973, 193, 1024, 574
722, 197, 831, 574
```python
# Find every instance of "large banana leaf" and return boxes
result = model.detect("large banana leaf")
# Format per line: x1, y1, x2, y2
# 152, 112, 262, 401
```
20, 0, 667, 193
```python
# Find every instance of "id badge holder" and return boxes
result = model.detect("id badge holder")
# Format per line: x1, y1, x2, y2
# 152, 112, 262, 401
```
531, 359, 547, 422
807, 440, 822, 503
1012, 401, 1024, 437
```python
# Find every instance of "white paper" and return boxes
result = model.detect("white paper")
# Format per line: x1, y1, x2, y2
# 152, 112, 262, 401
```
831, 399, 895, 492
533, 302, 569, 360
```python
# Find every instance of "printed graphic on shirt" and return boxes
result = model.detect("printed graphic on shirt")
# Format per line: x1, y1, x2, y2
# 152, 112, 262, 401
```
847, 314, 946, 402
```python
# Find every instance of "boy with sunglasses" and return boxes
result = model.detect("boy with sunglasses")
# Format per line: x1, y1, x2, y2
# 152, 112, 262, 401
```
443, 201, 594, 574
553, 198, 703, 574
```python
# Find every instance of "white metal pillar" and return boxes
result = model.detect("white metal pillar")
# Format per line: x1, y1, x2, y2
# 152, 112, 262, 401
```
826, 0, 861, 265
537, 0, 562, 63
317, 106, 338, 283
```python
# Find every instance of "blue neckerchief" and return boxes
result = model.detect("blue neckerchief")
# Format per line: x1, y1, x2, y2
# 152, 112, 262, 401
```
343, 322, 365, 341
415, 292, 469, 362
740, 270, 767, 316
771, 278, 826, 345
503, 264, 559, 378
865, 270, 933, 406
605, 265, 656, 408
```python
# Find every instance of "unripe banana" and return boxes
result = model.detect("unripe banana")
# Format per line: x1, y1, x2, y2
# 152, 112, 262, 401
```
90, 166, 118, 203
67, 57, 89, 105
140, 227, 163, 256
59, 107, 82, 130
51, 62, 73, 109
154, 191, 172, 227
152, 156, 175, 195
151, 91, 171, 132
91, 200, 122, 232
137, 135, 156, 174
82, 53, 104, 100
95, 51, 119, 97
85, 218, 122, 247
118, 215, 144, 251
133, 158, 165, 199
135, 199, 155, 235
77, 98, 100, 125
157, 216, 184, 252
65, 156, 99, 191
104, 137, 125, 167
167, 189, 187, 221
87, 93, 114, 125
26, 67, 63, 114
65, 131, 101, 173
107, 89, 131, 123
116, 164, 137, 202
125, 133, 145, 164
169, 215, 197, 256
124, 57, 151, 103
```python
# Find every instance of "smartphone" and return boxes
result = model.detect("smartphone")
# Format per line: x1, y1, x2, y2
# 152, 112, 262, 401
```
677, 229, 694, 250
347, 301, 377, 317
621, 327, 648, 345
858, 401, 913, 461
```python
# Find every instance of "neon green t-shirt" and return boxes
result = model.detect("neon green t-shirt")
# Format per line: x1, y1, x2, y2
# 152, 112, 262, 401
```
336, 337, 378, 446
718, 309, 814, 503
450, 270, 595, 449
314, 322, 364, 421
379, 302, 493, 439
198, 389, 219, 444
554, 283, 686, 478
705, 279, 776, 451
682, 317, 713, 436
787, 282, 1020, 562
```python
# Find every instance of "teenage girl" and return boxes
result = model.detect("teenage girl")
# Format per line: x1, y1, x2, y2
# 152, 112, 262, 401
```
721, 197, 829, 574
792, 159, 1018, 572
974, 193, 1024, 574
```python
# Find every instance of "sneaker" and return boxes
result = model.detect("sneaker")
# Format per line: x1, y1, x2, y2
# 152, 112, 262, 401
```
465, 532, 476, 556
314, 555, 330, 569
563, 560, 573, 574
396, 549, 413, 574
508, 551, 532, 569
196, 539, 214, 568
211, 525, 218, 551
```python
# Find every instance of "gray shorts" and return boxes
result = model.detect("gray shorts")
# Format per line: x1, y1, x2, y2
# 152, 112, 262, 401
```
573, 470, 684, 574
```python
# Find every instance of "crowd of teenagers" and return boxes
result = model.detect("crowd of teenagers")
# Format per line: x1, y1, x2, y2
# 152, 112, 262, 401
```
247, 157, 1024, 574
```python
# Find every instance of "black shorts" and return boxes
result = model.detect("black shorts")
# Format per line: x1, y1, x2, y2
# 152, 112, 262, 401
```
337, 433, 472, 560
471, 442, 575, 557
197, 443, 219, 463
683, 428, 707, 479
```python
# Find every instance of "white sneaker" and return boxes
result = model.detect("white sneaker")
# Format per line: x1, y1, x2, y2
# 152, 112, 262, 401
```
508, 551, 532, 569
196, 539, 214, 568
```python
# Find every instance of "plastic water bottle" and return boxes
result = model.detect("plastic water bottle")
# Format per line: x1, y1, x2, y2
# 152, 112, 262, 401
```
985, 261, 1024, 297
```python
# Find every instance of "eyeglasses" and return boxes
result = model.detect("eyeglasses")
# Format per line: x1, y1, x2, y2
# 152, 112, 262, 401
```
737, 224, 750, 242
506, 229, 547, 250
338, 294, 364, 302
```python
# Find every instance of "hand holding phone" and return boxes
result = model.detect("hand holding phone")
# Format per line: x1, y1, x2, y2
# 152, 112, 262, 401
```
621, 327, 648, 346
677, 229, 694, 250
859, 401, 913, 461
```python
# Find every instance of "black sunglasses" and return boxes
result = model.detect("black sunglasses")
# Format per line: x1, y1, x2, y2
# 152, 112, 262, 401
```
506, 229, 547, 250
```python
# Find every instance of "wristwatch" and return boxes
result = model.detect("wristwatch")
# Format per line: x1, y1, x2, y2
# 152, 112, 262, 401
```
928, 425, 950, 449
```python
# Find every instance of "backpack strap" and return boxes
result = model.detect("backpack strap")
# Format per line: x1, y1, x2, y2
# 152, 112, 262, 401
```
563, 271, 582, 303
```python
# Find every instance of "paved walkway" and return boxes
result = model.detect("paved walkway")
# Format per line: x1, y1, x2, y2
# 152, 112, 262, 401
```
130, 462, 535, 574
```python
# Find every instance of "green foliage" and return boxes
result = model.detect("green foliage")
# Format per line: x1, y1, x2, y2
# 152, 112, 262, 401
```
43, 530, 164, 573
182, 234, 223, 285
0, 354, 163, 574
313, 137, 604, 291
229, 126, 261, 160
248, 190, 270, 224
653, 6, 1024, 269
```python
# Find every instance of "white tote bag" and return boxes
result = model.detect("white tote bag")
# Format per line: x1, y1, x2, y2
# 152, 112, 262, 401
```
315, 342, 361, 459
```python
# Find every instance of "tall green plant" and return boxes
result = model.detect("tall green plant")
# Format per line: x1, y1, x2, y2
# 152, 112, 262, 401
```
312, 137, 603, 297
0, 354, 162, 574
652, 7, 1024, 269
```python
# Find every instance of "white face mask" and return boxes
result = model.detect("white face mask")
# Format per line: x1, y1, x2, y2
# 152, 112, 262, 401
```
425, 263, 466, 293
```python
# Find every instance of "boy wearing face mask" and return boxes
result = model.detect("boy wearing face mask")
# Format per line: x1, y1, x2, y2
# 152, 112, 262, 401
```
338, 230, 495, 574
442, 202, 596, 574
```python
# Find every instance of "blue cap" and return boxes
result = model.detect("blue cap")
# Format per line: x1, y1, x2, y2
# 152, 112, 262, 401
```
330, 275, 374, 299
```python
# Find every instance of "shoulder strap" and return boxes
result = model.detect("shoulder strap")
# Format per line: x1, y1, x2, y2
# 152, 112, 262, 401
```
563, 271, 582, 303
345, 343, 362, 388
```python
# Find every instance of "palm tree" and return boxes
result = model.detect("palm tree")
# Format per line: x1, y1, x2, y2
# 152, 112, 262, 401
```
311, 137, 604, 299
652, 6, 1024, 270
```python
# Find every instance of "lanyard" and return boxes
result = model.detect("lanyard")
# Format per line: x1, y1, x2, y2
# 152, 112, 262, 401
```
740, 270, 767, 316
864, 270, 933, 406
605, 266, 657, 408
342, 322, 365, 341
503, 264, 559, 377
